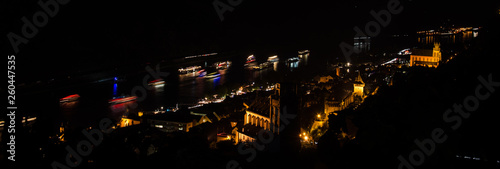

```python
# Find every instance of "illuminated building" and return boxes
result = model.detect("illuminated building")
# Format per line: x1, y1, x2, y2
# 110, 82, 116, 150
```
353, 72, 365, 97
236, 84, 280, 143
324, 73, 364, 115
409, 43, 441, 68
119, 116, 141, 128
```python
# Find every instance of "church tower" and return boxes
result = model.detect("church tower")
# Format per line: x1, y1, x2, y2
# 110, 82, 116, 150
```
433, 42, 442, 62
353, 72, 365, 97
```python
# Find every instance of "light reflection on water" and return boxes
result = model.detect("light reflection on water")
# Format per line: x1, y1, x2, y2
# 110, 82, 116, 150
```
113, 83, 118, 96
417, 30, 479, 45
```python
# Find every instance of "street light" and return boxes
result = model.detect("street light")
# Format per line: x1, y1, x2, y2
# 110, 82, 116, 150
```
304, 136, 308, 141
317, 114, 321, 118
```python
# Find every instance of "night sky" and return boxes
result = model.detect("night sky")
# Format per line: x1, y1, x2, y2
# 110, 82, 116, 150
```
1, 0, 498, 82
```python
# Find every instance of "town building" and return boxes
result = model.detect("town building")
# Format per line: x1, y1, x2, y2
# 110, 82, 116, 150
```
324, 72, 364, 115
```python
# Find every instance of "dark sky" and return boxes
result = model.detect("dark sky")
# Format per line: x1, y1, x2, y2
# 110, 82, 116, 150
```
1, 0, 498, 82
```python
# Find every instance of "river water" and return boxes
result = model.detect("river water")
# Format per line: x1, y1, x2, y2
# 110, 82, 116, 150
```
53, 53, 309, 128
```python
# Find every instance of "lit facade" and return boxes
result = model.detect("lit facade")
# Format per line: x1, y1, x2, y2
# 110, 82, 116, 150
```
410, 43, 442, 68
119, 117, 141, 128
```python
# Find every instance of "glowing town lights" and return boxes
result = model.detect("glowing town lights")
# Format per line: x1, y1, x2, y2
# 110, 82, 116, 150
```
303, 132, 306, 136
227, 136, 231, 140
59, 134, 65, 142
317, 114, 321, 118
304, 136, 308, 141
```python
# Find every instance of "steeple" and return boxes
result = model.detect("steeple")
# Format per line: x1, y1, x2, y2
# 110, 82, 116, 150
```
433, 42, 442, 62
355, 71, 364, 84
353, 71, 365, 97
433, 42, 440, 51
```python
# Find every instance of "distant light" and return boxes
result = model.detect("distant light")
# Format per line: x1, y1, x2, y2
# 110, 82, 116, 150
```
114, 77, 118, 81
304, 136, 308, 140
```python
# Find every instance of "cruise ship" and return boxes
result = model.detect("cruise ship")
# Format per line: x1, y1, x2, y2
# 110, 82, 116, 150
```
108, 96, 137, 104
60, 94, 80, 103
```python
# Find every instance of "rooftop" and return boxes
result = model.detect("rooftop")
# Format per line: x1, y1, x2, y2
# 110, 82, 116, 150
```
411, 49, 433, 56
244, 91, 275, 117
